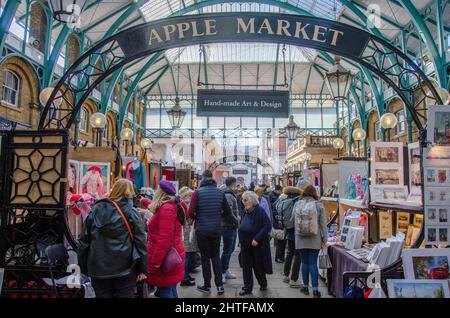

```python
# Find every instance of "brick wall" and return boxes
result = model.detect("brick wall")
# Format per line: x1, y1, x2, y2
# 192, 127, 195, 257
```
29, 3, 47, 53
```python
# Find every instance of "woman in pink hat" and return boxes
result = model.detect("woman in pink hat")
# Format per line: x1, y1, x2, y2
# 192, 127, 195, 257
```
146, 180, 187, 298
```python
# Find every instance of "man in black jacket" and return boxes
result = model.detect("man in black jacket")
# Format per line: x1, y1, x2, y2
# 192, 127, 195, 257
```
188, 170, 238, 295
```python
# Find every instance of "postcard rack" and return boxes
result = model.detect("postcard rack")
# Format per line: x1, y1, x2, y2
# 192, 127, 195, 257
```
342, 258, 404, 297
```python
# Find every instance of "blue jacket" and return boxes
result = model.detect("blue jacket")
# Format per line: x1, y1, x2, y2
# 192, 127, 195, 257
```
188, 178, 237, 235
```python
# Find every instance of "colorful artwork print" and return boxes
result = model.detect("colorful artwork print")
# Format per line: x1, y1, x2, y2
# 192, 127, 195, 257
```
375, 147, 399, 163
387, 280, 450, 298
396, 212, 410, 234
425, 168, 450, 185
68, 160, 80, 195
412, 256, 449, 279
375, 169, 400, 185
80, 162, 110, 199
425, 188, 450, 206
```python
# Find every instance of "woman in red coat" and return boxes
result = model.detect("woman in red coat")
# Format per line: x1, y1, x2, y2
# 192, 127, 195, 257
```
147, 180, 186, 298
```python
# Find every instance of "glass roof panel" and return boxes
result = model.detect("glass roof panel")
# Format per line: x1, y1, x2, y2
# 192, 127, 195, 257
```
165, 43, 315, 64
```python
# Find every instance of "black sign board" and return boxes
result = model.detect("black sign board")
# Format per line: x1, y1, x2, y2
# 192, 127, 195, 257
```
116, 13, 371, 60
197, 89, 289, 118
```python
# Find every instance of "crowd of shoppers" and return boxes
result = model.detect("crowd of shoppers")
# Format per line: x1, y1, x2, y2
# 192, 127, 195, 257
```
78, 171, 326, 298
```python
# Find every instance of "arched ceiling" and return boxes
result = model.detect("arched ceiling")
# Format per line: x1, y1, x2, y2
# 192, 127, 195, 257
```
11, 0, 449, 98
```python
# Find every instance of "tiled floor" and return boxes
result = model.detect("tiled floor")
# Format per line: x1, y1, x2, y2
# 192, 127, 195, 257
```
177, 247, 332, 299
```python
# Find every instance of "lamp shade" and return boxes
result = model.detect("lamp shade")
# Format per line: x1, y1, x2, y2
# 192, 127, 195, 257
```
39, 87, 62, 107
121, 128, 133, 141
166, 97, 186, 129
380, 112, 398, 129
140, 138, 152, 149
333, 138, 345, 149
352, 128, 367, 141
284, 115, 300, 140
90, 112, 106, 129
48, 0, 88, 23
325, 56, 352, 101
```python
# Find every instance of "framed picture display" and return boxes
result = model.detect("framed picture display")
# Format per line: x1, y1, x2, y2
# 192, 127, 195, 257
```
402, 248, 450, 280
387, 279, 450, 298
395, 212, 410, 234
370, 185, 409, 203
405, 225, 421, 247
424, 187, 450, 206
413, 214, 424, 228
427, 105, 450, 146
68, 160, 80, 195
424, 167, 450, 186
425, 226, 450, 245
425, 206, 449, 226
408, 142, 421, 188
378, 210, 393, 240
80, 162, 111, 199
371, 142, 404, 187
149, 162, 161, 189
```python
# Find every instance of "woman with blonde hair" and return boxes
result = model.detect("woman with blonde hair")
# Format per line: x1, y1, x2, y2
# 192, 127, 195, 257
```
78, 178, 148, 298
147, 181, 187, 298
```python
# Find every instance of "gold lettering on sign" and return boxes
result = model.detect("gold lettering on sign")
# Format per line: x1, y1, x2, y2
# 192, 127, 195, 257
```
257, 18, 274, 35
237, 18, 255, 34
163, 24, 177, 41
205, 19, 218, 35
329, 28, 344, 46
277, 20, 291, 36
149, 29, 163, 45
191, 21, 204, 37
177, 22, 190, 39
294, 22, 310, 40
312, 25, 327, 43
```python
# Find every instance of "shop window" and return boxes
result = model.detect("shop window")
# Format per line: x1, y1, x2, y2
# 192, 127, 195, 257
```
396, 110, 405, 135
79, 107, 88, 132
2, 70, 20, 107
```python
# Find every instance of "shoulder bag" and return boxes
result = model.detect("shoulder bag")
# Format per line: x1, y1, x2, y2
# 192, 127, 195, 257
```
161, 205, 183, 273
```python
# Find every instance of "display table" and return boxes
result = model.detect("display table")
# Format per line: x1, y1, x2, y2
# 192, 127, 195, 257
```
327, 244, 368, 298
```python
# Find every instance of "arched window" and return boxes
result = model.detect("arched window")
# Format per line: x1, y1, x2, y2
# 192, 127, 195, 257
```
2, 70, 20, 106
79, 107, 89, 132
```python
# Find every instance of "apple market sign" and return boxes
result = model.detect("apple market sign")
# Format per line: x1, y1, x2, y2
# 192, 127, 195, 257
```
116, 13, 371, 59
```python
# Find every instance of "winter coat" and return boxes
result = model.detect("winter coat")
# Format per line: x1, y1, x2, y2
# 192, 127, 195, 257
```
147, 201, 186, 287
78, 198, 148, 279
238, 204, 273, 275
223, 187, 240, 228
294, 196, 328, 250
188, 178, 238, 235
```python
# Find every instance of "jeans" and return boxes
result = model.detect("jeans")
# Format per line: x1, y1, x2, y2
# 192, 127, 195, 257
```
240, 244, 267, 292
91, 273, 136, 298
196, 232, 223, 288
300, 249, 320, 289
283, 239, 301, 281
157, 285, 178, 298
183, 252, 195, 281
274, 239, 286, 261
221, 227, 237, 273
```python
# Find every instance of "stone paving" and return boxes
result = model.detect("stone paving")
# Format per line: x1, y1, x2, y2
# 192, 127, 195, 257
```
177, 245, 332, 299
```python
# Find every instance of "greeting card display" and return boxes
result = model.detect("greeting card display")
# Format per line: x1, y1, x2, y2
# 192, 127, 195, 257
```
344, 226, 365, 250
427, 106, 450, 146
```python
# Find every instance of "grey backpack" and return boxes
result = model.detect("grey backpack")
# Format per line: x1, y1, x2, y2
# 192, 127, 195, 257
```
275, 197, 299, 230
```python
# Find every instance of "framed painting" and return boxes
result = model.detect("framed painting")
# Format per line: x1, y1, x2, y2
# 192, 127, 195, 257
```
80, 162, 111, 199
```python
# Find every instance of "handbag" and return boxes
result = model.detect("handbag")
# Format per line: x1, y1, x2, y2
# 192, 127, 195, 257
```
270, 228, 285, 241
318, 248, 332, 269
161, 213, 182, 273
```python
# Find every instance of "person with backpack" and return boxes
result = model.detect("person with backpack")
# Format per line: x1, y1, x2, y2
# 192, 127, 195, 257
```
78, 178, 148, 298
188, 170, 239, 295
255, 186, 272, 224
146, 181, 187, 298
275, 186, 303, 287
272, 191, 287, 263
294, 185, 328, 298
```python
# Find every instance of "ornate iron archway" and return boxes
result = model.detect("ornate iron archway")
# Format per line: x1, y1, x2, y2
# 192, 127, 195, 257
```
38, 13, 443, 134
208, 155, 273, 171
